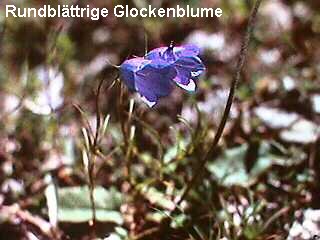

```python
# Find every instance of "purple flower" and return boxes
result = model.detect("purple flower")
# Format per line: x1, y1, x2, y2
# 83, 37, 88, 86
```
120, 57, 176, 107
146, 44, 205, 92
119, 43, 205, 107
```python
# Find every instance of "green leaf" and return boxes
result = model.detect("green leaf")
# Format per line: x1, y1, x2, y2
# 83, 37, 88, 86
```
207, 142, 286, 187
208, 144, 249, 186
142, 187, 175, 210
58, 186, 123, 224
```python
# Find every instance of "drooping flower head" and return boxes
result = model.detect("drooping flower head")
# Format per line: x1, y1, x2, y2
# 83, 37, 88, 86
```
119, 43, 205, 107
120, 57, 176, 107
146, 43, 205, 92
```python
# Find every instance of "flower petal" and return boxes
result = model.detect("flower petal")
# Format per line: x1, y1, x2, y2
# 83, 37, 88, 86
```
145, 47, 167, 60
174, 44, 200, 58
135, 61, 177, 106
146, 45, 200, 62
120, 58, 150, 90
173, 56, 205, 86
176, 79, 196, 92
140, 95, 157, 107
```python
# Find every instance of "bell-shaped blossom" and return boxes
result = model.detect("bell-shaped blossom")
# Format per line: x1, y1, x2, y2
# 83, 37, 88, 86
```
120, 57, 176, 107
146, 44, 205, 91
119, 44, 205, 107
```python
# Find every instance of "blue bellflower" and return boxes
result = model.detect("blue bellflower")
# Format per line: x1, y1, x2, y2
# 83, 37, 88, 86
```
120, 43, 205, 107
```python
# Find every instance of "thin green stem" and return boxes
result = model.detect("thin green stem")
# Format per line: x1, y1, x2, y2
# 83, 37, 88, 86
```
93, 77, 105, 149
88, 154, 97, 230
88, 74, 118, 233
175, 0, 263, 207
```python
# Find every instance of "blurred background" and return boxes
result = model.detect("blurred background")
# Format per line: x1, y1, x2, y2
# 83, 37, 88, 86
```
0, 0, 320, 239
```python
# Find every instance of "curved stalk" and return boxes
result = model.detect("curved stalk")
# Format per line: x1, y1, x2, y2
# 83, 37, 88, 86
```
175, 0, 263, 207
